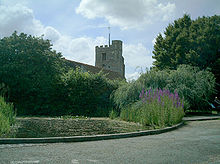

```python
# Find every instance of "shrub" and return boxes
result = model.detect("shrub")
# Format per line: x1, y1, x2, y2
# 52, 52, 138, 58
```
0, 96, 16, 136
111, 69, 170, 110
112, 65, 216, 112
166, 65, 216, 111
120, 89, 184, 127
109, 110, 119, 119
111, 80, 142, 110
52, 69, 119, 116
138, 69, 169, 89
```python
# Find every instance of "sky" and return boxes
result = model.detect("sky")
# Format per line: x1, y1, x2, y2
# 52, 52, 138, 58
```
0, 0, 219, 80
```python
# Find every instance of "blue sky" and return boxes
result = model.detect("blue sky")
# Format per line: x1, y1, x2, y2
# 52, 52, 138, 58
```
0, 0, 219, 80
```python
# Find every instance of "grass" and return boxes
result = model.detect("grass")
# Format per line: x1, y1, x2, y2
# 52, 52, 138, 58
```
0, 96, 16, 136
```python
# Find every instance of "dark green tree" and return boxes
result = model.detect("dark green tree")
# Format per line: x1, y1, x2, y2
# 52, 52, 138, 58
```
152, 14, 220, 96
0, 32, 63, 115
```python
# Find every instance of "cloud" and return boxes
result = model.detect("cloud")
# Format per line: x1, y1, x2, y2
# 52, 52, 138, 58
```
44, 26, 61, 43
123, 43, 153, 80
0, 3, 154, 80
76, 0, 176, 30
52, 36, 107, 65
0, 3, 108, 65
0, 4, 44, 38
124, 43, 153, 69
126, 72, 141, 81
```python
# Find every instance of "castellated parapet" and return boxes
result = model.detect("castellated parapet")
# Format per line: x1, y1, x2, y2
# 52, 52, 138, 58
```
95, 40, 125, 78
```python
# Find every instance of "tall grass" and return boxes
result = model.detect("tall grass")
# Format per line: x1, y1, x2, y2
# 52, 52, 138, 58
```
120, 89, 184, 128
0, 96, 16, 136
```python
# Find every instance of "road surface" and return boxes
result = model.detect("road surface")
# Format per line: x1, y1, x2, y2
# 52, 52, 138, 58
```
0, 120, 220, 164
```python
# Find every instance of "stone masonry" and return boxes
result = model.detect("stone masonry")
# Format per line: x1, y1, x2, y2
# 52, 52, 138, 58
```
95, 40, 125, 78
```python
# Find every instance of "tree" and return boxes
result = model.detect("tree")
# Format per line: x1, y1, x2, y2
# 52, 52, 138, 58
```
0, 32, 63, 115
152, 14, 220, 96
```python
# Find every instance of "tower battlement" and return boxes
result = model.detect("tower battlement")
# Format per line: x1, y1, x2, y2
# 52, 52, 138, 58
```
95, 40, 125, 78
96, 45, 109, 48
95, 40, 122, 49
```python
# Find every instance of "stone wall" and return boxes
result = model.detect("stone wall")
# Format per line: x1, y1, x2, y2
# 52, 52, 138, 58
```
95, 40, 125, 78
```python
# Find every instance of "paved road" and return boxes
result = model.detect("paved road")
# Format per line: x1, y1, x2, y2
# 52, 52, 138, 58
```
0, 120, 220, 164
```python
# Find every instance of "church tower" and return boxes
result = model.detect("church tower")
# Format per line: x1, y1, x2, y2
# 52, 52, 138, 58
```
95, 40, 125, 78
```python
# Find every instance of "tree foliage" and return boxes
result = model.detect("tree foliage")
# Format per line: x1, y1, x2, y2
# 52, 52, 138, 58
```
152, 14, 220, 95
0, 32, 120, 116
0, 32, 63, 115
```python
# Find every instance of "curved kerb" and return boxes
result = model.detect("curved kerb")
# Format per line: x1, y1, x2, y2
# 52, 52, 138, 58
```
0, 122, 184, 144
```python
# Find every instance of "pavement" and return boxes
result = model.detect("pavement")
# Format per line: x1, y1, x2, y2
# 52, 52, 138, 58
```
0, 117, 220, 163
183, 114, 220, 121
0, 115, 219, 144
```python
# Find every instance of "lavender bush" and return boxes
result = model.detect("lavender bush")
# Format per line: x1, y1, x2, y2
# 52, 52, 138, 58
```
120, 88, 184, 127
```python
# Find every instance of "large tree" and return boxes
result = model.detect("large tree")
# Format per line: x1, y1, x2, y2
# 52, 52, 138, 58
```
152, 14, 220, 96
0, 32, 63, 115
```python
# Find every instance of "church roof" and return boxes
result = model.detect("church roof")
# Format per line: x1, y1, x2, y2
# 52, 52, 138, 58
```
64, 59, 124, 80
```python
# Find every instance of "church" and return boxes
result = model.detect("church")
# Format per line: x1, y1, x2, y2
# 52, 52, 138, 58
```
65, 40, 125, 80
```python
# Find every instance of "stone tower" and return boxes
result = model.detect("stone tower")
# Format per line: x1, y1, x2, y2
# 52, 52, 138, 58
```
95, 40, 125, 78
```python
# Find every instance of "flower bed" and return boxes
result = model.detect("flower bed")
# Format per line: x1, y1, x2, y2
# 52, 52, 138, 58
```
2, 117, 150, 138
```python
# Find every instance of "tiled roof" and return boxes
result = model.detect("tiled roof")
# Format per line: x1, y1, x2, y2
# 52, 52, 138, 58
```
64, 59, 125, 80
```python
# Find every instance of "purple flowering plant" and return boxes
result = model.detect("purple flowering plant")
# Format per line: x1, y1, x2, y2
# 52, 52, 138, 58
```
138, 88, 184, 126
120, 88, 185, 127
139, 88, 184, 109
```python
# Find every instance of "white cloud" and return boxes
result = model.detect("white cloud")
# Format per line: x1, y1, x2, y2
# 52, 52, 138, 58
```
76, 0, 176, 30
123, 43, 153, 80
0, 3, 154, 80
124, 43, 153, 69
44, 26, 61, 43
0, 3, 106, 65
126, 72, 141, 81
52, 36, 107, 65
0, 4, 44, 38
157, 2, 176, 21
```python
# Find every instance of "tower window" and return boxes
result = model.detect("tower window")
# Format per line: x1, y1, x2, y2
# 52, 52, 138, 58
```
102, 53, 106, 61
